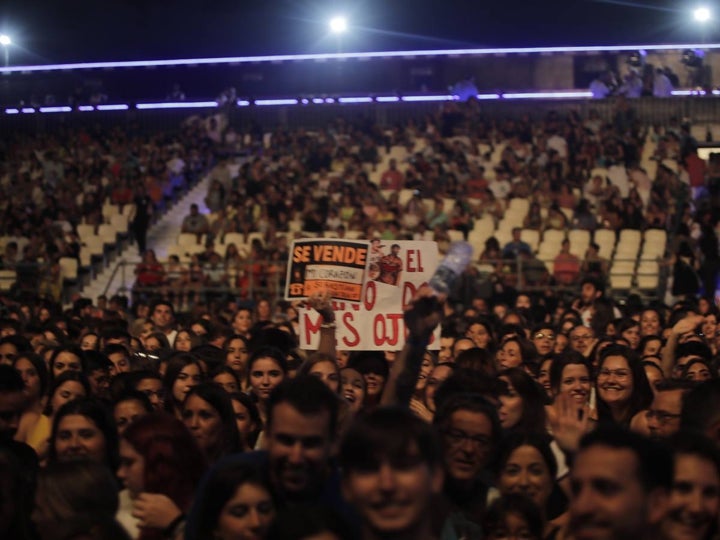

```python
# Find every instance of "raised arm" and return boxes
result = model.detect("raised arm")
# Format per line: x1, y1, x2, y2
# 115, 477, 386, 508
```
381, 286, 444, 407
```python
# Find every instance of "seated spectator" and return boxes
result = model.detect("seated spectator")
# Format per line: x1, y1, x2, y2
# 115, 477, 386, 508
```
134, 250, 165, 291
502, 228, 532, 260
379, 158, 404, 191
181, 203, 209, 238
554, 240, 581, 285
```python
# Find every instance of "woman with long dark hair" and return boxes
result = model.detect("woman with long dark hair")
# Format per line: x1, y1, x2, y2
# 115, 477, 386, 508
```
497, 368, 549, 435
595, 344, 653, 427
185, 461, 276, 540
181, 383, 242, 463
48, 397, 119, 472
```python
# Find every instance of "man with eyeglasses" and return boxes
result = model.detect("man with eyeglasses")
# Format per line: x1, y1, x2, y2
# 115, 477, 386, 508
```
432, 393, 501, 536
129, 371, 166, 411
644, 379, 695, 440
569, 324, 595, 358
531, 324, 556, 358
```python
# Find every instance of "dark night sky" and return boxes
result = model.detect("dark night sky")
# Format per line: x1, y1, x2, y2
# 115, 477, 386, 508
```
0, 0, 712, 65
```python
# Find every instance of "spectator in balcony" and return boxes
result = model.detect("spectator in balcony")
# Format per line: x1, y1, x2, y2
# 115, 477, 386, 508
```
554, 240, 581, 286
379, 158, 404, 191
204, 179, 225, 214
110, 178, 133, 209
465, 164, 489, 199
556, 184, 577, 211
589, 71, 616, 98
181, 203, 209, 240
131, 184, 154, 256
502, 228, 532, 261
572, 199, 597, 231
134, 250, 165, 293
653, 67, 674, 97
545, 204, 568, 231
523, 202, 543, 230
580, 242, 609, 282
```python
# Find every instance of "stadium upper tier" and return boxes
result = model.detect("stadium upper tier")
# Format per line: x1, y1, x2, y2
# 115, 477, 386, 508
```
2, 44, 720, 108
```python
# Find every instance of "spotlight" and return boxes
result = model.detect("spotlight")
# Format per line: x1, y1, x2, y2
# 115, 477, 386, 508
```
694, 7, 711, 22
329, 16, 347, 34
0, 35, 10, 46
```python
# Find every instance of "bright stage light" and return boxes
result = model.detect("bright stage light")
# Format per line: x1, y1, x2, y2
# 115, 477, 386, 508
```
695, 7, 711, 22
0, 35, 10, 46
329, 16, 347, 34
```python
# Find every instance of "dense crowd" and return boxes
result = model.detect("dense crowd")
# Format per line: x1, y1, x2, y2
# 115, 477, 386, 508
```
134, 98, 720, 311
0, 116, 217, 301
0, 262, 719, 540
1, 100, 720, 540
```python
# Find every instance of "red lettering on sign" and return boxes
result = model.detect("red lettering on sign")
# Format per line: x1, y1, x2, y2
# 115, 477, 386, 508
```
364, 280, 376, 311
373, 313, 403, 347
342, 312, 360, 347
406, 249, 424, 272
303, 313, 322, 344
402, 282, 418, 309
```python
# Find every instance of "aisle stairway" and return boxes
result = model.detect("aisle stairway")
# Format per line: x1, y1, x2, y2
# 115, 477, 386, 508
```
79, 174, 213, 303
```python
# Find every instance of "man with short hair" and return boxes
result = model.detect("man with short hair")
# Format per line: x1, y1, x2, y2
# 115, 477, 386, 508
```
264, 375, 340, 506
681, 379, 720, 447
569, 324, 595, 357
569, 428, 672, 540
379, 244, 403, 286
432, 394, 501, 535
149, 299, 177, 347
438, 331, 456, 363
181, 203, 209, 237
102, 344, 132, 377
83, 351, 113, 399
501, 227, 532, 260
645, 379, 695, 440
130, 371, 165, 411
340, 407, 444, 540
531, 324, 556, 358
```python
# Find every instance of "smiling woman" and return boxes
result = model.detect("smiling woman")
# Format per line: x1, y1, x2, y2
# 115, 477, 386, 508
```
48, 397, 119, 472
595, 344, 653, 428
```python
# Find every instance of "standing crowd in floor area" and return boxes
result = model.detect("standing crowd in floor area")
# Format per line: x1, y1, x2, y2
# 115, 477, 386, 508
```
0, 281, 720, 540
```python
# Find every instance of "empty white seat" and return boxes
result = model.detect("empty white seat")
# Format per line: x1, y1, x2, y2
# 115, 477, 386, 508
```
508, 198, 530, 216
0, 270, 16, 292
98, 224, 118, 245
520, 229, 540, 252
110, 214, 129, 234
636, 261, 660, 289
59, 257, 78, 281
178, 233, 203, 246
594, 229, 616, 259
619, 229, 642, 247
76, 224, 95, 239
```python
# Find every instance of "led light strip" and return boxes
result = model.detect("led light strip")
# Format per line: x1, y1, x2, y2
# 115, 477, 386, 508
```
1, 43, 720, 73
136, 101, 218, 109
3, 90, 716, 115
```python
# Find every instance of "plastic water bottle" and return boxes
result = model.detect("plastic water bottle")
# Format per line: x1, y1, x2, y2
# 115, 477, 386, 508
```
429, 241, 473, 295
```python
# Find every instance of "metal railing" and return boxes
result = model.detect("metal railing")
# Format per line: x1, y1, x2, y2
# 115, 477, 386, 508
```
105, 254, 669, 305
